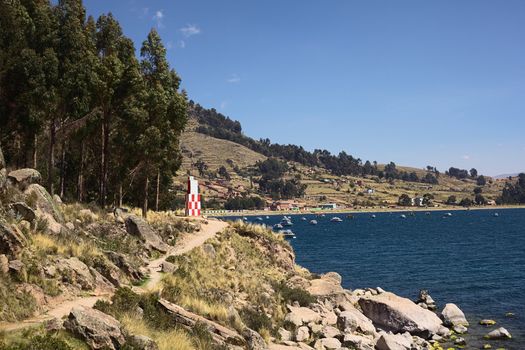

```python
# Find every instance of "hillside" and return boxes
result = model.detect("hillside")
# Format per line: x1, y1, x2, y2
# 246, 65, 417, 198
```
179, 103, 506, 210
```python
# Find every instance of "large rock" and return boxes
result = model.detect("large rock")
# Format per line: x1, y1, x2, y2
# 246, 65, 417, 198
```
56, 257, 95, 290
342, 333, 376, 350
337, 307, 376, 335
484, 327, 512, 339
64, 307, 126, 350
285, 305, 321, 326
10, 202, 36, 222
127, 335, 159, 350
243, 328, 268, 350
8, 168, 41, 190
441, 303, 469, 327
125, 215, 170, 253
307, 273, 345, 297
295, 326, 310, 342
0, 222, 26, 257
313, 337, 341, 350
375, 332, 412, 350
24, 184, 64, 223
358, 292, 442, 338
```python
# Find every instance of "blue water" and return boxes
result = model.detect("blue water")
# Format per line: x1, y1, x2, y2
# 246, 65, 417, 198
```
227, 208, 525, 348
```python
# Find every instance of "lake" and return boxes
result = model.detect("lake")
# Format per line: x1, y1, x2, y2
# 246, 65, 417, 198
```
231, 208, 525, 348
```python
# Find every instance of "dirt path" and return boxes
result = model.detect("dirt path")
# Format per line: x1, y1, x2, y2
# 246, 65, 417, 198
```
0, 217, 228, 332
139, 218, 228, 292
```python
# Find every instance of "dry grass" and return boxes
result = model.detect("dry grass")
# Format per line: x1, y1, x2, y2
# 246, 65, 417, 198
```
31, 233, 103, 262
120, 314, 195, 350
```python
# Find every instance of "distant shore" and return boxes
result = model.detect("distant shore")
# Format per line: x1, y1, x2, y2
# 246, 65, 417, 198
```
205, 204, 525, 217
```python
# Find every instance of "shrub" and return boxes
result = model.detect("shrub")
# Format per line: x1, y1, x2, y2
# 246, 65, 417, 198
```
2, 334, 72, 350
240, 307, 272, 333
275, 282, 315, 307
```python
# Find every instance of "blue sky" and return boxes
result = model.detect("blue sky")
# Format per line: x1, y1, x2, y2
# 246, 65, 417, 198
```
83, 0, 525, 176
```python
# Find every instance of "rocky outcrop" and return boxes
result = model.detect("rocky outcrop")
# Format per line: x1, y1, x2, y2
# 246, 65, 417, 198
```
7, 168, 41, 190
337, 305, 376, 335
64, 307, 126, 350
0, 221, 26, 257
441, 303, 469, 327
313, 337, 341, 349
307, 273, 345, 297
158, 298, 245, 346
414, 290, 436, 311
125, 215, 170, 253
105, 251, 145, 281
358, 292, 442, 338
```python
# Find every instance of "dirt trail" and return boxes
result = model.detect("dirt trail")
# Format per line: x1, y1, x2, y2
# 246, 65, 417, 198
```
0, 217, 228, 332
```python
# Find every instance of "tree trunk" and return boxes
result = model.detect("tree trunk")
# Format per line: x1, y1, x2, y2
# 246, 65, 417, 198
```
32, 134, 37, 169
155, 169, 160, 211
99, 121, 105, 207
142, 175, 149, 218
78, 140, 85, 202
48, 118, 56, 195
102, 115, 109, 207
118, 184, 123, 207
59, 140, 66, 198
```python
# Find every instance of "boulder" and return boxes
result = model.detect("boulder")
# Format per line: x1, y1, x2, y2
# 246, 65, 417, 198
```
484, 327, 511, 340
0, 222, 26, 257
53, 194, 63, 204
319, 325, 340, 339
285, 305, 321, 326
295, 326, 310, 342
125, 215, 170, 253
278, 327, 292, 342
10, 202, 36, 222
24, 184, 63, 222
337, 307, 376, 335
307, 274, 345, 297
64, 307, 126, 350
8, 259, 25, 274
453, 324, 468, 334
0, 254, 8, 274
202, 243, 216, 258
441, 303, 469, 327
313, 337, 341, 350
243, 328, 267, 350
127, 335, 159, 350
57, 257, 95, 290
342, 333, 375, 350
358, 292, 442, 338
8, 168, 41, 190
375, 332, 412, 350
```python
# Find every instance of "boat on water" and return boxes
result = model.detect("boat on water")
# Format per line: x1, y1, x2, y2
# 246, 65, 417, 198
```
425, 212, 431, 215
265, 216, 270, 219
330, 217, 343, 222
494, 212, 499, 217
278, 229, 296, 238
301, 217, 307, 221
273, 223, 283, 230
444, 212, 452, 217
400, 214, 407, 218
242, 217, 248, 221
281, 218, 293, 227
371, 214, 376, 218
309, 219, 318, 225
256, 217, 263, 221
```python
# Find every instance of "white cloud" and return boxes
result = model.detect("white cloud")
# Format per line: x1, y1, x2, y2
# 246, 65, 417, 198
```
462, 155, 470, 160
153, 10, 164, 27
180, 24, 201, 37
226, 74, 241, 84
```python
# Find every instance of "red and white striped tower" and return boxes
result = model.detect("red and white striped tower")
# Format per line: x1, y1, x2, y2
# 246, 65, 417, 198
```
185, 176, 201, 217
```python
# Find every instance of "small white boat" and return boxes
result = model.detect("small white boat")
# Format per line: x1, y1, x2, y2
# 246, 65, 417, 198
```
243, 217, 248, 221
425, 212, 431, 215
265, 216, 270, 219
444, 212, 452, 217
281, 219, 293, 227
371, 214, 376, 218
494, 212, 499, 217
256, 217, 263, 221
400, 214, 407, 218
309, 220, 318, 225
273, 223, 283, 230
278, 229, 295, 237
331, 217, 343, 222
301, 217, 307, 221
